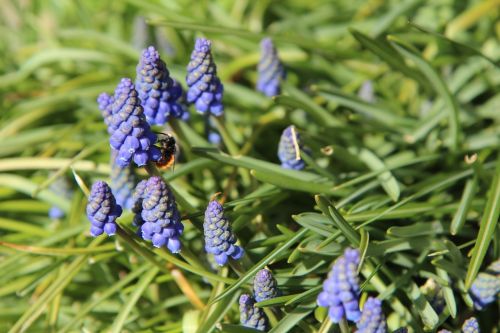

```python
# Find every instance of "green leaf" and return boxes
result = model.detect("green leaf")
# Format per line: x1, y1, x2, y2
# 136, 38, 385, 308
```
388, 35, 461, 151
436, 268, 457, 318
192, 148, 338, 195
111, 266, 159, 333
465, 157, 500, 288
350, 29, 428, 88
218, 324, 263, 333
211, 228, 308, 304
195, 292, 240, 333
277, 83, 343, 127
268, 302, 316, 333
354, 148, 401, 202
315, 86, 413, 129
450, 176, 478, 235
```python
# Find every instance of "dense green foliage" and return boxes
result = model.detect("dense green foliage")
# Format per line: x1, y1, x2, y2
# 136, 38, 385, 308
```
0, 1, 499, 332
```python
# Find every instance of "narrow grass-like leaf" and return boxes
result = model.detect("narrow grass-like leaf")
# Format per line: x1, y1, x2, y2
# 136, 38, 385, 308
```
465, 157, 500, 288
388, 35, 461, 151
436, 268, 457, 318
268, 302, 316, 333
0, 241, 115, 256
350, 29, 428, 88
111, 266, 159, 333
7, 237, 104, 333
315, 86, 412, 129
211, 228, 308, 304
195, 292, 239, 333
354, 148, 400, 201
450, 176, 477, 235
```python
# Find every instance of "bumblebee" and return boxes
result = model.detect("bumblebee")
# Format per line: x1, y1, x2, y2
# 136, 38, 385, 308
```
155, 132, 177, 170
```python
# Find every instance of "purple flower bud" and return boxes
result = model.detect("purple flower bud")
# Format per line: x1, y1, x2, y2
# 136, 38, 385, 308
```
109, 78, 161, 167
253, 268, 280, 302
355, 297, 386, 333
203, 200, 244, 266
358, 80, 375, 103
134, 176, 183, 253
48, 175, 72, 219
470, 259, 500, 310
239, 294, 268, 331
462, 317, 480, 333
86, 181, 122, 237
257, 38, 285, 97
110, 152, 137, 210
278, 125, 306, 170
317, 248, 361, 323
437, 330, 451, 333
420, 278, 445, 314
135, 46, 187, 125
186, 38, 224, 116
97, 92, 114, 134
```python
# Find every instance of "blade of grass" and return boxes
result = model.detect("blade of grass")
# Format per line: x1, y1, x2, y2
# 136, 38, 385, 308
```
465, 157, 500, 288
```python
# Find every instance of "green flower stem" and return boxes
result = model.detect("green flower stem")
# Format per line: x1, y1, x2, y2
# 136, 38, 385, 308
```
317, 317, 334, 333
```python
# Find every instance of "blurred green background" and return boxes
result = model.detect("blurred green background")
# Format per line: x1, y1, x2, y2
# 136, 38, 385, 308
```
0, 1, 499, 332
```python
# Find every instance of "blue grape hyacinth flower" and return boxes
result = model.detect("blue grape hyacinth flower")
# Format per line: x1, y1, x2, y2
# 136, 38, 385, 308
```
470, 258, 500, 310
109, 78, 161, 167
134, 176, 183, 253
253, 268, 280, 302
239, 294, 268, 331
462, 317, 479, 333
110, 152, 137, 210
86, 181, 122, 237
203, 199, 244, 266
257, 38, 285, 97
278, 125, 306, 170
135, 46, 186, 125
97, 92, 114, 134
355, 297, 386, 333
186, 38, 224, 116
317, 247, 361, 323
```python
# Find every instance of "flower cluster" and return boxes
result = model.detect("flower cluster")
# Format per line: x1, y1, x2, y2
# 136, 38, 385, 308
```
109, 78, 161, 167
469, 258, 500, 310
253, 268, 280, 302
462, 317, 479, 333
133, 176, 183, 253
257, 38, 285, 97
186, 38, 224, 116
355, 297, 386, 333
203, 199, 244, 265
239, 294, 268, 331
86, 181, 122, 237
48, 175, 72, 219
278, 125, 306, 170
97, 92, 114, 134
317, 247, 361, 323
110, 152, 137, 210
135, 46, 186, 125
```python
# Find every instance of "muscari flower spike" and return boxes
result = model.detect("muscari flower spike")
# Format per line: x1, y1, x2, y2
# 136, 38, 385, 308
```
278, 125, 306, 170
239, 294, 268, 331
257, 37, 285, 97
355, 297, 386, 333
470, 258, 500, 310
86, 181, 122, 237
253, 268, 280, 302
437, 330, 451, 333
135, 46, 187, 125
358, 80, 375, 103
203, 199, 244, 266
134, 176, 183, 253
48, 175, 73, 219
97, 92, 114, 134
420, 278, 445, 314
186, 38, 224, 116
109, 78, 161, 167
110, 152, 137, 210
317, 247, 362, 323
462, 317, 479, 333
